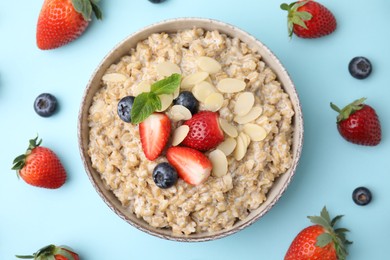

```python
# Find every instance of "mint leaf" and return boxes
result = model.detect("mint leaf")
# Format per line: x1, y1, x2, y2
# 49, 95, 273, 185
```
131, 92, 161, 124
151, 73, 181, 95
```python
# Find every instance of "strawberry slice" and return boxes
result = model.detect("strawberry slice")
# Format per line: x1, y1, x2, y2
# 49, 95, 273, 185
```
182, 111, 224, 151
166, 146, 212, 186
139, 113, 171, 161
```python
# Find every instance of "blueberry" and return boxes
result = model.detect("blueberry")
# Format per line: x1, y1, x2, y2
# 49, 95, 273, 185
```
148, 0, 166, 3
173, 91, 199, 115
33, 93, 57, 117
352, 187, 372, 206
152, 162, 178, 189
117, 96, 135, 123
349, 56, 372, 79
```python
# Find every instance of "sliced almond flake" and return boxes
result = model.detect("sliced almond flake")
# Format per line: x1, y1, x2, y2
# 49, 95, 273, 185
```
243, 123, 267, 141
172, 125, 190, 146
234, 106, 263, 125
216, 78, 246, 93
233, 134, 247, 161
156, 94, 173, 112
156, 61, 181, 77
234, 92, 255, 116
192, 81, 217, 102
102, 73, 128, 83
181, 72, 209, 89
169, 105, 192, 122
173, 86, 180, 99
239, 132, 251, 147
197, 56, 222, 74
209, 149, 228, 177
217, 137, 237, 156
133, 80, 151, 96
219, 118, 238, 138
204, 93, 224, 112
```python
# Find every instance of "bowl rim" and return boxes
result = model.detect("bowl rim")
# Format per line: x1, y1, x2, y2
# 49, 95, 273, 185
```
78, 17, 304, 242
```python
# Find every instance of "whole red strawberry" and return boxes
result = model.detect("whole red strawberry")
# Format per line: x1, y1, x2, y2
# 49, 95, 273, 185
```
331, 98, 381, 146
181, 111, 224, 151
284, 207, 352, 260
36, 0, 102, 50
12, 136, 67, 189
16, 244, 79, 260
281, 0, 336, 38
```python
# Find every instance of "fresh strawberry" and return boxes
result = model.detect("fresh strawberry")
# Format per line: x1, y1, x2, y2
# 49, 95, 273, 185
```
181, 111, 224, 151
16, 244, 79, 260
36, 0, 102, 50
284, 207, 352, 260
12, 136, 67, 189
331, 98, 381, 146
281, 0, 336, 38
166, 146, 212, 186
139, 113, 171, 161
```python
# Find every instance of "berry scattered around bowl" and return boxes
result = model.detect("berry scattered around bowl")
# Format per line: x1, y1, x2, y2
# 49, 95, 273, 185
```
117, 96, 135, 123
173, 91, 199, 115
152, 162, 178, 189
148, 0, 166, 3
33, 93, 57, 117
352, 186, 372, 206
349, 56, 372, 79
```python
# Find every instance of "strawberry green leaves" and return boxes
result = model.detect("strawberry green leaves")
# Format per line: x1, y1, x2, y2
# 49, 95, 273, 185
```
281, 1, 312, 37
131, 74, 181, 124
330, 97, 366, 122
71, 0, 102, 21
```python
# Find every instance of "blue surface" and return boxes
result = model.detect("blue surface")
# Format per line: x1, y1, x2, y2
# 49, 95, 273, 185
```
1, 0, 389, 259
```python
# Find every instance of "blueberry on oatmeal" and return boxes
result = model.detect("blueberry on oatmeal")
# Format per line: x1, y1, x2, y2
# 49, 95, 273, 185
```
173, 91, 199, 115
152, 162, 178, 189
33, 93, 57, 117
117, 96, 135, 123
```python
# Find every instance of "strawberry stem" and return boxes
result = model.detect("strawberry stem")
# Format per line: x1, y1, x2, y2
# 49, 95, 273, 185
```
11, 136, 42, 171
330, 98, 366, 122
280, 0, 312, 38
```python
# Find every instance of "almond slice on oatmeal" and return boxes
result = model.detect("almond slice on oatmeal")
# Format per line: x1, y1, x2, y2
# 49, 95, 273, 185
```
156, 61, 182, 76
204, 93, 224, 112
239, 132, 251, 147
234, 92, 255, 116
192, 81, 217, 103
156, 94, 173, 112
196, 56, 222, 74
173, 86, 180, 99
102, 73, 128, 83
234, 106, 263, 125
234, 134, 247, 161
243, 123, 267, 141
172, 125, 190, 146
208, 149, 228, 177
181, 72, 209, 89
133, 80, 151, 96
219, 118, 238, 138
217, 137, 237, 156
216, 78, 246, 93
169, 105, 192, 122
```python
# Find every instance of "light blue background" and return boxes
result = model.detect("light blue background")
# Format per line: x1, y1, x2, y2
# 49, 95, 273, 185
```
1, 0, 389, 259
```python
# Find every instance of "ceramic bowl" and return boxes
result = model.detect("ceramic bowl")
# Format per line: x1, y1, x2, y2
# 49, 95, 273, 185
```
78, 17, 304, 242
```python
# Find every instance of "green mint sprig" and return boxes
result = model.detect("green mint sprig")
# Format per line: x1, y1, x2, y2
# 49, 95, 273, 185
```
131, 73, 181, 124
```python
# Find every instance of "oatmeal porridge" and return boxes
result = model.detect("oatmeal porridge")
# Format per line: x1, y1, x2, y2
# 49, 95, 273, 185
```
87, 28, 294, 235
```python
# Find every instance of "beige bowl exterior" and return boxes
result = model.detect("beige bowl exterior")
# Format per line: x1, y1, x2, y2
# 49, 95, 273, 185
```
78, 17, 304, 242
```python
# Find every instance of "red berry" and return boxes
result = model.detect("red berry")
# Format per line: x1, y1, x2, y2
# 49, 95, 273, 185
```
12, 136, 67, 189
331, 98, 381, 146
36, 0, 102, 50
281, 0, 336, 38
166, 146, 212, 186
139, 113, 171, 161
181, 111, 224, 151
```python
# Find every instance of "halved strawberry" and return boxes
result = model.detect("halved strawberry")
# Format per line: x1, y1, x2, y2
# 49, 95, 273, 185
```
181, 111, 224, 151
139, 113, 171, 161
166, 146, 212, 186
